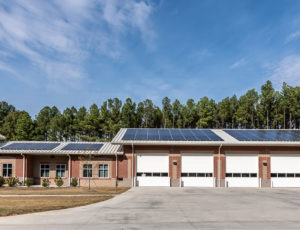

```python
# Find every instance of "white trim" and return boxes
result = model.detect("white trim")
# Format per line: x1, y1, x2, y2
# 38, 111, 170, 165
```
55, 164, 67, 178
82, 164, 93, 178
2, 162, 12, 178
98, 164, 109, 178
40, 164, 50, 178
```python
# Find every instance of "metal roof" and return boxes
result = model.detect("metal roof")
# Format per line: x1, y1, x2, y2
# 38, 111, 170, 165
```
111, 128, 300, 146
0, 134, 5, 140
0, 141, 123, 155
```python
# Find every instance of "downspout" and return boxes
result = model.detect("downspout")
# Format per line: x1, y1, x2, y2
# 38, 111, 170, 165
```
132, 143, 134, 187
22, 154, 25, 184
218, 144, 223, 188
115, 153, 118, 180
68, 154, 71, 186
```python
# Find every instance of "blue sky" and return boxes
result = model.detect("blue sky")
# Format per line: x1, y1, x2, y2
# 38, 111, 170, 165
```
1, 0, 300, 117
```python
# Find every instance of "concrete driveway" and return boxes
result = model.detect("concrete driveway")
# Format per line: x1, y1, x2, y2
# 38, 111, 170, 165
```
1, 187, 300, 229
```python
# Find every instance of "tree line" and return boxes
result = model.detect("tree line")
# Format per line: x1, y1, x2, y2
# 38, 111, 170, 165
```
0, 80, 299, 142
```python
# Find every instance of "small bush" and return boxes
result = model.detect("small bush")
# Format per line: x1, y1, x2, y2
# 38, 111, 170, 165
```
54, 177, 64, 187
24, 178, 34, 187
6, 177, 19, 187
42, 178, 50, 188
0, 176, 5, 187
70, 178, 78, 187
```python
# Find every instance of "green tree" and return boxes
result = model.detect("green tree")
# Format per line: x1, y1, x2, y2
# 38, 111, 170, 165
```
172, 99, 183, 128
0, 101, 15, 126
182, 99, 197, 128
1, 111, 33, 140
196, 97, 216, 128
121, 98, 136, 128
15, 112, 34, 140
162, 97, 172, 128
260, 81, 275, 129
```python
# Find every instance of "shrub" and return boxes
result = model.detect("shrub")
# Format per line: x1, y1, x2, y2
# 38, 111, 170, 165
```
54, 177, 64, 187
42, 178, 50, 188
0, 176, 5, 187
24, 178, 34, 187
6, 177, 19, 187
70, 178, 78, 187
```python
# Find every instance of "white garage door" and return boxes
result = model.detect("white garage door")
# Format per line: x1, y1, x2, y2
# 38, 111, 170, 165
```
181, 154, 214, 187
225, 154, 259, 187
136, 154, 170, 186
271, 155, 300, 187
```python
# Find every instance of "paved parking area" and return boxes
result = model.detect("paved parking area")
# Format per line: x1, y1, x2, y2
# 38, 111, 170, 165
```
1, 187, 300, 229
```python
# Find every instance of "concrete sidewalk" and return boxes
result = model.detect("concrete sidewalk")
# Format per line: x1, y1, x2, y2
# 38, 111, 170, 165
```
1, 187, 300, 229
0, 194, 114, 197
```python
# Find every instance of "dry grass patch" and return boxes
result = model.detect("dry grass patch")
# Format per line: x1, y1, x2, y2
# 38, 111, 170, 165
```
0, 196, 112, 216
0, 186, 130, 195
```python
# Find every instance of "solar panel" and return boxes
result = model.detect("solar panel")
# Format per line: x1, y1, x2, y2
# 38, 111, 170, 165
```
122, 129, 136, 140
224, 130, 300, 142
0, 142, 7, 148
62, 143, 103, 151
121, 129, 223, 141
2, 142, 60, 150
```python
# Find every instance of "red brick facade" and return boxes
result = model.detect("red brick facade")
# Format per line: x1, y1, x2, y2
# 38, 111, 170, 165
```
1, 145, 300, 187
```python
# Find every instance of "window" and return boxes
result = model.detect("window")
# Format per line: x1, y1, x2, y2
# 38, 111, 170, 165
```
205, 173, 213, 177
40, 164, 50, 178
83, 164, 92, 178
271, 173, 277, 178
197, 173, 205, 177
278, 173, 286, 178
2, 163, 12, 177
56, 164, 66, 177
99, 164, 109, 178
161, 173, 168, 177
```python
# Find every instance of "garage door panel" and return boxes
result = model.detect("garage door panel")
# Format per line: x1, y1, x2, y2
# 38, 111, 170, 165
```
226, 178, 259, 187
272, 178, 300, 187
182, 154, 213, 173
136, 154, 169, 187
226, 154, 258, 187
137, 154, 169, 173
182, 177, 214, 187
271, 155, 300, 173
137, 177, 170, 187
271, 155, 300, 187
226, 155, 258, 173
181, 154, 214, 187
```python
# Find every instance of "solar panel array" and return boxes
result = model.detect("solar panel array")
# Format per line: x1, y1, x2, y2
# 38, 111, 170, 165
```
62, 143, 103, 151
122, 129, 223, 141
1, 142, 60, 150
224, 130, 300, 142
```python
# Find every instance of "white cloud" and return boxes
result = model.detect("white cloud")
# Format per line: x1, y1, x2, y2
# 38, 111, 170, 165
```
0, 0, 155, 89
285, 31, 300, 44
229, 58, 246, 69
269, 55, 300, 88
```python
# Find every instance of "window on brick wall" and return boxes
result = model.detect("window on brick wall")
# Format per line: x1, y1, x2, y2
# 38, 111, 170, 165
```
56, 164, 66, 177
98, 164, 109, 178
2, 163, 12, 177
83, 164, 92, 178
40, 164, 50, 177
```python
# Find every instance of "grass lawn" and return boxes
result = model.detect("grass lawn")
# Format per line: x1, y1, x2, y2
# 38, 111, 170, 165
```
0, 196, 112, 216
0, 186, 130, 195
